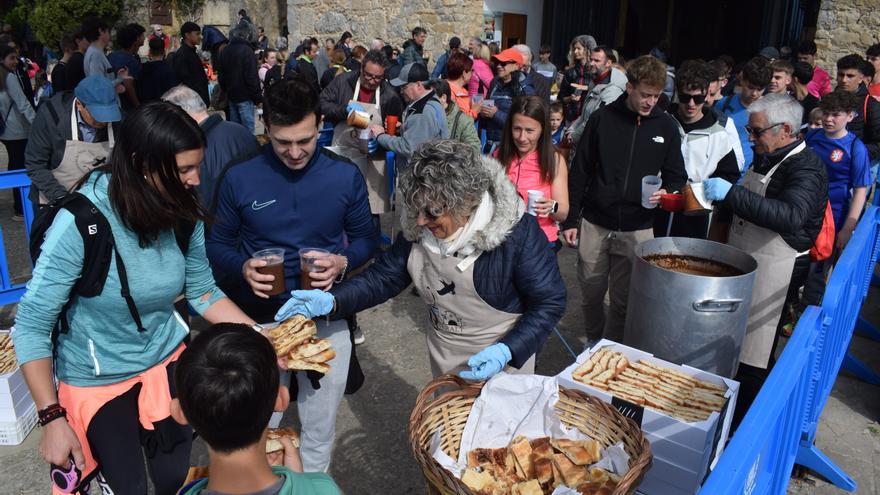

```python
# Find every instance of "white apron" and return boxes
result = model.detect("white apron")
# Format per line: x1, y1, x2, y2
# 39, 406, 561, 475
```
329, 79, 390, 214
728, 142, 806, 368
39, 100, 115, 204
407, 243, 536, 377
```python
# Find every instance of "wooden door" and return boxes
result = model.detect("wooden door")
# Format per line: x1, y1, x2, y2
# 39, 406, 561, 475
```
501, 13, 527, 49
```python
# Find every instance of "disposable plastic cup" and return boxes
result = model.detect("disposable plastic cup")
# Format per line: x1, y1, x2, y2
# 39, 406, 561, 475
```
253, 248, 285, 296
641, 175, 662, 209
299, 248, 330, 290
527, 190, 544, 216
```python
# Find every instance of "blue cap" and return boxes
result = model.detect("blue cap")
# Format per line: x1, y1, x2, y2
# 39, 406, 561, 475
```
74, 76, 122, 123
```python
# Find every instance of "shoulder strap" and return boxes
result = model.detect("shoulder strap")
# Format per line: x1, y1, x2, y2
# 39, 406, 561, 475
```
112, 242, 146, 332
864, 95, 870, 121
721, 95, 734, 114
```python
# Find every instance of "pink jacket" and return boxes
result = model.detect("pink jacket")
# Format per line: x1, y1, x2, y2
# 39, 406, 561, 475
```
468, 58, 494, 97
807, 65, 832, 98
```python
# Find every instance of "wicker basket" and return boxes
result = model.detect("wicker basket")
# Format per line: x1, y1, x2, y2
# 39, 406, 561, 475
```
408, 375, 652, 495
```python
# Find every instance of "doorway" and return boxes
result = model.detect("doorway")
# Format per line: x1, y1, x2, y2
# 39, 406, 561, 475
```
501, 13, 527, 49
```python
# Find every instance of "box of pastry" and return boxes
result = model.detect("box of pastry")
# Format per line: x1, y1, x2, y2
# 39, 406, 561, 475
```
556, 340, 739, 495
0, 331, 34, 423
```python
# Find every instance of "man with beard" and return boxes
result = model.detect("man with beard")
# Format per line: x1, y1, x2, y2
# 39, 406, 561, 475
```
566, 45, 628, 146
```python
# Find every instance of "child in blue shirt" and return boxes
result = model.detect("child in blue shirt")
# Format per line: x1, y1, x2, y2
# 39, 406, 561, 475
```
549, 102, 566, 145
805, 89, 872, 249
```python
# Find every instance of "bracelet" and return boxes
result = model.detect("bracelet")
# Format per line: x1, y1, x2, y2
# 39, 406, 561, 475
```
335, 256, 349, 283
38, 403, 67, 427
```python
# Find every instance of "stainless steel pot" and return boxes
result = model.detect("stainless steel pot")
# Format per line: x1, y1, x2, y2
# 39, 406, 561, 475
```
623, 237, 758, 378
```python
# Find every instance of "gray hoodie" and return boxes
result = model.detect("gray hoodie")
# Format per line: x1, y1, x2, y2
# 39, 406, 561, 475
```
376, 89, 449, 163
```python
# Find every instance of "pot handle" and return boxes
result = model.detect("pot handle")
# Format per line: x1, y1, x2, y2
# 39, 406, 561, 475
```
693, 298, 742, 312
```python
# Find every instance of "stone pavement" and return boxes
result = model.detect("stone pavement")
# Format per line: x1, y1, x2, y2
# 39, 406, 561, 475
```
0, 144, 877, 493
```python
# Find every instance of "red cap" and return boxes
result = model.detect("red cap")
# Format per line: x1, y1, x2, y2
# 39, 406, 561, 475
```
492, 48, 524, 65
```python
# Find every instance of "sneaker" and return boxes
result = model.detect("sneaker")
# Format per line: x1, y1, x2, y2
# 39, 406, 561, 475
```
352, 326, 365, 345
10, 214, 23, 222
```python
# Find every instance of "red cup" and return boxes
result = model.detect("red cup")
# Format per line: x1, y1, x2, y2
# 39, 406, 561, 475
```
385, 115, 398, 136
660, 193, 684, 212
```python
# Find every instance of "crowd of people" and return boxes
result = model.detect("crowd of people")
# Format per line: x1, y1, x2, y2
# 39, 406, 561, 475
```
1, 11, 879, 495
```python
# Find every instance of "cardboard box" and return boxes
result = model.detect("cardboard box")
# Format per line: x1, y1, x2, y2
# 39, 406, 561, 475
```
557, 340, 739, 495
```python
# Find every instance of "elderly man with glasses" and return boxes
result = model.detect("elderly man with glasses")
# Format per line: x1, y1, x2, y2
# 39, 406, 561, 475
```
703, 93, 828, 428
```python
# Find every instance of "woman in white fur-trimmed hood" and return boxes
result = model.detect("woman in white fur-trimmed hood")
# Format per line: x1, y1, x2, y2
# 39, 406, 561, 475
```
274, 139, 567, 380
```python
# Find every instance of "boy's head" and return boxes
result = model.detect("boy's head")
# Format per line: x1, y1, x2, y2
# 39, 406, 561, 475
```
548, 102, 563, 132
836, 54, 866, 93
173, 324, 288, 453
624, 55, 668, 116
740, 57, 772, 106
818, 89, 859, 135
808, 107, 823, 129
768, 59, 794, 94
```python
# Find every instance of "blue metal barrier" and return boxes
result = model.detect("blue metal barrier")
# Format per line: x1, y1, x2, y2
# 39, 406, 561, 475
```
700, 307, 820, 494
700, 206, 880, 494
0, 170, 35, 306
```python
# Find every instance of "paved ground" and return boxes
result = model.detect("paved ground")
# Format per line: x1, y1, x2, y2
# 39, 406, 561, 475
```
0, 145, 877, 494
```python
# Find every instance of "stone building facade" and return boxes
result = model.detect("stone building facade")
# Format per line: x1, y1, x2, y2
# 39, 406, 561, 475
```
814, 0, 880, 79
286, 0, 482, 64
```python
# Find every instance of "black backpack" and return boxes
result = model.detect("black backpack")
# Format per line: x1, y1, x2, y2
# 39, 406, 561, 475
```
29, 193, 194, 336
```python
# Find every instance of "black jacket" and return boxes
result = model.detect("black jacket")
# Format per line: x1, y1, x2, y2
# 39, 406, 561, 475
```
524, 69, 552, 102
318, 70, 403, 126
720, 140, 828, 252
138, 60, 179, 103
564, 93, 688, 232
289, 57, 319, 94
64, 52, 86, 91
847, 84, 880, 161
171, 43, 209, 106
331, 215, 566, 369
217, 38, 263, 104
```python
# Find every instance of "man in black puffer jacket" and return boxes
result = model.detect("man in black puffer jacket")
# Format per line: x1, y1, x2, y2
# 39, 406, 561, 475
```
703, 93, 827, 428
217, 26, 262, 133
562, 55, 687, 346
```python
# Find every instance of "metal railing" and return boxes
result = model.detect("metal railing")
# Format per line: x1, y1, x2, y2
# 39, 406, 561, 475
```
700, 206, 880, 493
0, 170, 35, 306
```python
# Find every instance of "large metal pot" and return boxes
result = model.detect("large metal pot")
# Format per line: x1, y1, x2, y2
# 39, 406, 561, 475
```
623, 237, 758, 378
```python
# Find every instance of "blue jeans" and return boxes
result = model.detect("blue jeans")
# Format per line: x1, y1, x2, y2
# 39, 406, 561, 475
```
228, 100, 255, 134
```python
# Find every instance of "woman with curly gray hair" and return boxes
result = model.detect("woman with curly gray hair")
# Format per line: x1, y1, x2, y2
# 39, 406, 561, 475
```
275, 140, 566, 379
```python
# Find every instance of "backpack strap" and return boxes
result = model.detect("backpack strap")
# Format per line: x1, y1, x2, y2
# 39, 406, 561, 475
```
864, 94, 870, 122
112, 241, 146, 332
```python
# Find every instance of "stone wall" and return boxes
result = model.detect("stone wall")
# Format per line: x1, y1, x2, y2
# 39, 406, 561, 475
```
814, 0, 880, 79
287, 0, 483, 67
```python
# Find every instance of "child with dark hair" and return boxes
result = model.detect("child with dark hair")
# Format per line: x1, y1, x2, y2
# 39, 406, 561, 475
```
716, 57, 772, 167
805, 90, 872, 247
548, 101, 565, 145
173, 324, 341, 494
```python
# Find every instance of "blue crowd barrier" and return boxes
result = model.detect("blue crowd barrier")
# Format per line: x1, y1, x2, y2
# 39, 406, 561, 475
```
700, 206, 880, 494
0, 170, 35, 306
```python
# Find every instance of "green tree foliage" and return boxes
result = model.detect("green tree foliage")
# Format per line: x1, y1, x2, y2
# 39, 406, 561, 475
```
29, 0, 122, 47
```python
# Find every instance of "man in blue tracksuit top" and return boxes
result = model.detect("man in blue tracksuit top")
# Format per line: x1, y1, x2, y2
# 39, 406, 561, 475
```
206, 79, 377, 473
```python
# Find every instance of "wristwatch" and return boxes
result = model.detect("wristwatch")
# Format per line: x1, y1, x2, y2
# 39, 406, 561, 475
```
251, 323, 265, 333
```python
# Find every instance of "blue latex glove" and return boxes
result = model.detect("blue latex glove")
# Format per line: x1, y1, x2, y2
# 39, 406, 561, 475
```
274, 289, 335, 321
459, 343, 512, 381
702, 178, 733, 201
346, 102, 364, 113
367, 138, 378, 153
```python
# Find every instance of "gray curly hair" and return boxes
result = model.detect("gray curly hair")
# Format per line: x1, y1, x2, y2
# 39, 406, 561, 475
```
399, 140, 490, 222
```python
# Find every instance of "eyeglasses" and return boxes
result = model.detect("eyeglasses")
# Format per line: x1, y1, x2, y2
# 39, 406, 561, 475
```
745, 122, 783, 137
679, 93, 706, 104
362, 70, 384, 82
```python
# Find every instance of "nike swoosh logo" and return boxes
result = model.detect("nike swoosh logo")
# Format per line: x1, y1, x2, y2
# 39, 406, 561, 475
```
251, 200, 277, 210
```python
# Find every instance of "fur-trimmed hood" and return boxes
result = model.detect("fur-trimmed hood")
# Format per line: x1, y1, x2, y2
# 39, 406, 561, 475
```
400, 155, 525, 251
